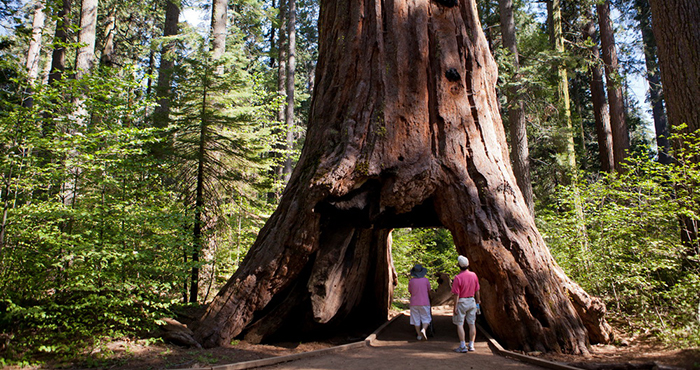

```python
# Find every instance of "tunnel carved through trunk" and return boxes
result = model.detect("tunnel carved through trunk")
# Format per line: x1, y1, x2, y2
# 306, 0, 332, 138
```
193, 0, 612, 354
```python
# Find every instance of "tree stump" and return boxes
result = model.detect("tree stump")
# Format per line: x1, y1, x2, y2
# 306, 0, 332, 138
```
429, 272, 454, 306
193, 0, 612, 354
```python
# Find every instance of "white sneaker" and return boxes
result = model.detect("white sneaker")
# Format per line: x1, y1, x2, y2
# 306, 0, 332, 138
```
420, 329, 428, 341
417, 335, 423, 340
468, 345, 475, 351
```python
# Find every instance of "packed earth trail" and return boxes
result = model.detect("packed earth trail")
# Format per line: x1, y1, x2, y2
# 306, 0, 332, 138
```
230, 306, 560, 370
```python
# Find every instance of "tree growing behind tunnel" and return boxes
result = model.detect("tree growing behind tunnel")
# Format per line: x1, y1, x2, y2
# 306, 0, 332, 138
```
193, 0, 612, 354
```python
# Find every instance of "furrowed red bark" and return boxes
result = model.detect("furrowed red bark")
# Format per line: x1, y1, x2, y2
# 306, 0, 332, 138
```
194, 0, 611, 354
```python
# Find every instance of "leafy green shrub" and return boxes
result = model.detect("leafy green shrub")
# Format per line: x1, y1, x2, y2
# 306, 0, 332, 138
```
0, 68, 190, 363
391, 228, 459, 302
1, 291, 177, 361
537, 128, 700, 346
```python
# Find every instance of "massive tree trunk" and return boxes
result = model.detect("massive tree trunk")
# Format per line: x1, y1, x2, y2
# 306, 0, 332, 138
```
648, 0, 700, 143
194, 0, 611, 354
582, 6, 614, 172
648, 0, 700, 259
597, 0, 629, 172
498, 0, 534, 215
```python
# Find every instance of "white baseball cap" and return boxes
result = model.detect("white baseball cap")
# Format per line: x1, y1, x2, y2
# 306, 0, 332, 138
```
458, 255, 469, 267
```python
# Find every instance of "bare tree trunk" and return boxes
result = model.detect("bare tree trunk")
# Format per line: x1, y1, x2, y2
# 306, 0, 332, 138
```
582, 5, 614, 172
268, 0, 278, 68
550, 0, 588, 253
649, 0, 700, 261
100, 11, 117, 67
597, 0, 629, 172
154, 0, 180, 131
210, 0, 228, 60
62, 0, 97, 209
649, 0, 700, 135
75, 0, 98, 78
73, 0, 98, 128
277, 0, 287, 125
635, 0, 669, 164
548, 0, 577, 178
49, 0, 71, 85
22, 0, 46, 109
25, 0, 46, 93
194, 0, 611, 354
498, 0, 534, 215
191, 79, 209, 303
283, 0, 296, 182
267, 0, 287, 202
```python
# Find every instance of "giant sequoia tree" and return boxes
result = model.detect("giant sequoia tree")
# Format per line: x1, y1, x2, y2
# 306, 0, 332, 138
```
194, 0, 612, 354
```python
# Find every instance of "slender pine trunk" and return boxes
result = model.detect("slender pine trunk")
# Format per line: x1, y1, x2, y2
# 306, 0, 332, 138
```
283, 0, 296, 182
549, 0, 577, 178
582, 5, 614, 172
597, 0, 629, 172
498, 0, 533, 215
634, 0, 670, 164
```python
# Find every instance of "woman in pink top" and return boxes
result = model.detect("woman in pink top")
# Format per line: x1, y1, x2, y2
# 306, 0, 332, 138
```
408, 264, 432, 341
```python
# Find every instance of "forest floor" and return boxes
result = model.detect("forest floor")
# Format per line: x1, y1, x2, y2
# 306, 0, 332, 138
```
3, 307, 699, 370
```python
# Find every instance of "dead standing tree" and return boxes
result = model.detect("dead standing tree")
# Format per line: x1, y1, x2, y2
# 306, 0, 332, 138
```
194, 0, 612, 354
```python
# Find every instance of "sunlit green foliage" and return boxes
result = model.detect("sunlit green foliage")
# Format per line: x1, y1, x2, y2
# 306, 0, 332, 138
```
0, 66, 192, 361
168, 28, 278, 302
391, 228, 459, 302
538, 128, 700, 346
1, 0, 293, 362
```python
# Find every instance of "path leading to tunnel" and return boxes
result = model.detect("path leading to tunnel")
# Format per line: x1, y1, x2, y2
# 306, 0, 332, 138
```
257, 305, 572, 370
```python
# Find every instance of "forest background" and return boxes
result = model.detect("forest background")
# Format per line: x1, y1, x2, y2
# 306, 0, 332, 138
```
0, 0, 698, 366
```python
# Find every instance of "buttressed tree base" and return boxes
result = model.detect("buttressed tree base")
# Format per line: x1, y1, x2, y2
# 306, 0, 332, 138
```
194, 0, 612, 354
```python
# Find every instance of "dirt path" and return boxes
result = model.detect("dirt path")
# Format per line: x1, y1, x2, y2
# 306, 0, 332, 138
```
16, 305, 694, 369
262, 306, 553, 370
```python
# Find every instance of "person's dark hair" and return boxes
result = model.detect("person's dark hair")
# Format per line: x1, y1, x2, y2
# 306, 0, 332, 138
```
459, 265, 468, 271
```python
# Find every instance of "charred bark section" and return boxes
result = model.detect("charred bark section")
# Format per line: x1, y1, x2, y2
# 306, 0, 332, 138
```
194, 0, 611, 353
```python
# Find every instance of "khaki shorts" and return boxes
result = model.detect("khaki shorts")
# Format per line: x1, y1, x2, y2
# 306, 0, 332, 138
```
452, 297, 476, 325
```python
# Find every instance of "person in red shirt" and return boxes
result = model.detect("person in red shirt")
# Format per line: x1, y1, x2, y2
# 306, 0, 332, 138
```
408, 264, 432, 340
451, 255, 480, 352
